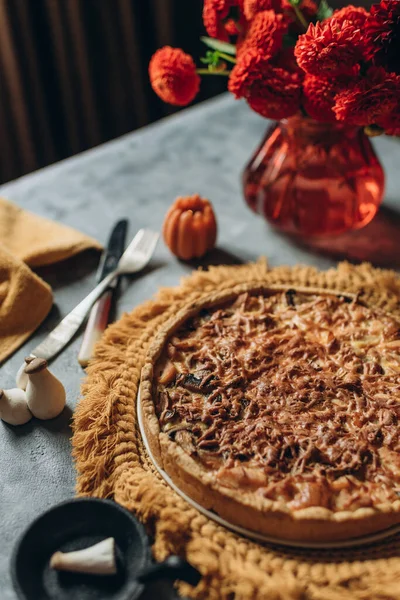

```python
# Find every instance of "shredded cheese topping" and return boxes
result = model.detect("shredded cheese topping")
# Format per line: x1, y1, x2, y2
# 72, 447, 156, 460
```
154, 291, 400, 512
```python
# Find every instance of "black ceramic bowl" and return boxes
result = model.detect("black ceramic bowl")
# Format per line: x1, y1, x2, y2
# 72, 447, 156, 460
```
11, 497, 150, 600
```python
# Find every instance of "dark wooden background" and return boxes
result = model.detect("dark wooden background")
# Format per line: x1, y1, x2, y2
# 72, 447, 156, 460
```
0, 0, 371, 184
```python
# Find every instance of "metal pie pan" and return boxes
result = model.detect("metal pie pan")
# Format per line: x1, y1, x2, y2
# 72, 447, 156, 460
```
137, 389, 400, 550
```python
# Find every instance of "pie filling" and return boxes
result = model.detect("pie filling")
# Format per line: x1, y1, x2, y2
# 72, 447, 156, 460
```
153, 290, 400, 513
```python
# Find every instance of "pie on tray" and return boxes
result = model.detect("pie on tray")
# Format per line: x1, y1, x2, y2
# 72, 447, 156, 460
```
140, 284, 400, 542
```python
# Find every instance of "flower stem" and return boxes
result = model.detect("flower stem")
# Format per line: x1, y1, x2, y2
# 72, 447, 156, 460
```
217, 52, 236, 64
292, 4, 308, 31
196, 69, 230, 75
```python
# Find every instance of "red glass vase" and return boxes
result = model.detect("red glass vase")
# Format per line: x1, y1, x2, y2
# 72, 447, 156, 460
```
243, 116, 385, 237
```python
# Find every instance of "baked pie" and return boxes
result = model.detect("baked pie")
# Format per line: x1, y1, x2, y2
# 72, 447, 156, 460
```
141, 284, 400, 542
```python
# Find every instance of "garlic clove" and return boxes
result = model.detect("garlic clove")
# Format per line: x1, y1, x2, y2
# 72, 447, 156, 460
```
25, 359, 66, 420
0, 388, 32, 426
50, 537, 117, 575
16, 357, 35, 390
25, 357, 47, 374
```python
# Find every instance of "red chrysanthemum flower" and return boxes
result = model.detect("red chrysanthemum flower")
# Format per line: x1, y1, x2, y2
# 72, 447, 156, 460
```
384, 126, 400, 136
334, 67, 400, 126
293, 0, 318, 20
273, 47, 304, 80
224, 17, 240, 35
149, 47, 200, 106
239, 10, 288, 58
364, 0, 400, 74
203, 0, 245, 41
282, 0, 318, 34
203, 0, 231, 41
242, 0, 283, 20
302, 74, 349, 122
247, 72, 301, 119
228, 50, 301, 119
228, 50, 262, 97
295, 18, 364, 77
332, 5, 369, 29
377, 109, 400, 136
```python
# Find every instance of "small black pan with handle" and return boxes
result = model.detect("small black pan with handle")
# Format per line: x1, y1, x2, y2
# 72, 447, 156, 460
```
11, 497, 201, 600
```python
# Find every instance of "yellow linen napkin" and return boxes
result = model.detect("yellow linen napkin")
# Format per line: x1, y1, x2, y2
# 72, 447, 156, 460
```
0, 197, 102, 363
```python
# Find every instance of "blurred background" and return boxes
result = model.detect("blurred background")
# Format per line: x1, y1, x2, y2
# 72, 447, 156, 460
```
0, 0, 371, 185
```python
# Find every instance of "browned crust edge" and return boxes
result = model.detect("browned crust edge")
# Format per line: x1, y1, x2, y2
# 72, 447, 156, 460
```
140, 282, 400, 543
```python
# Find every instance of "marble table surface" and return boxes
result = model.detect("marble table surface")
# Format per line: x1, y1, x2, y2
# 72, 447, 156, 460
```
1, 94, 400, 599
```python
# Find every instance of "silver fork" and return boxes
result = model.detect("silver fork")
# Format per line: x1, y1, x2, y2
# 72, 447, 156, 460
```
25, 229, 159, 363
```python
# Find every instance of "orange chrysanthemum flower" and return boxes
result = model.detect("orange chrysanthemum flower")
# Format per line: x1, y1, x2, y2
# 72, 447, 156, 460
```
242, 0, 283, 20
239, 10, 288, 58
149, 47, 200, 106
203, 0, 245, 41
302, 74, 348, 122
203, 0, 231, 41
228, 51, 262, 97
295, 19, 364, 77
228, 50, 301, 119
332, 5, 369, 29
334, 67, 400, 126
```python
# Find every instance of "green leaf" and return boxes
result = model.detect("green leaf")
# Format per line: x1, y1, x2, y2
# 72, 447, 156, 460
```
200, 50, 224, 67
287, 0, 301, 6
316, 0, 333, 21
200, 36, 236, 55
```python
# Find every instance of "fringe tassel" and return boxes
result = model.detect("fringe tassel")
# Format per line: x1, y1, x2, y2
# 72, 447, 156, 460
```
72, 259, 400, 599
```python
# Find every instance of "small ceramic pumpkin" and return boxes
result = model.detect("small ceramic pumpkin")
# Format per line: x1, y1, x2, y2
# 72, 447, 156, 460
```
163, 195, 217, 260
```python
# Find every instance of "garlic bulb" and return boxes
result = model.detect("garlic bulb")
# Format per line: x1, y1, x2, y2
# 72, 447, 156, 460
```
50, 537, 117, 575
0, 388, 32, 426
25, 358, 66, 420
16, 356, 35, 390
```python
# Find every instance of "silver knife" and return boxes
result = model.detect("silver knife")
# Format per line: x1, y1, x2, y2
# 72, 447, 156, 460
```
24, 228, 158, 363
78, 220, 128, 366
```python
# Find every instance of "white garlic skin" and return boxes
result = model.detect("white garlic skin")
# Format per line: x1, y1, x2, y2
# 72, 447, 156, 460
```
50, 537, 117, 575
16, 356, 35, 390
25, 359, 66, 420
0, 388, 32, 426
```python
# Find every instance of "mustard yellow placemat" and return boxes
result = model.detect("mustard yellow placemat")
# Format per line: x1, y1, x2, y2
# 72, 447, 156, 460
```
73, 260, 400, 599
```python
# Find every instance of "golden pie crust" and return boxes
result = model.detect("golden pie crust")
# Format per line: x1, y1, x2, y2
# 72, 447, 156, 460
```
140, 283, 400, 542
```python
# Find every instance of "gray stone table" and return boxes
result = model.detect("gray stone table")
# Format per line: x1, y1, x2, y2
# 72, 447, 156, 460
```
1, 94, 400, 599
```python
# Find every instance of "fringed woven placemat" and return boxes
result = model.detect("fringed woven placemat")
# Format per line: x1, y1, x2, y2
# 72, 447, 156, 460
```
73, 259, 400, 600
